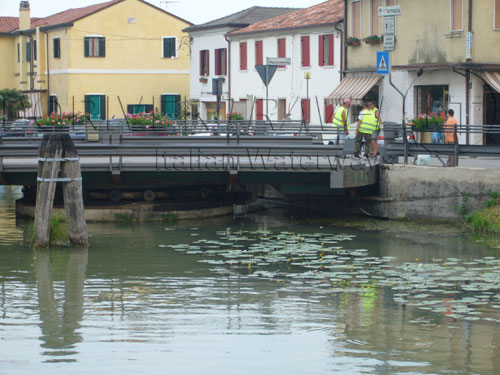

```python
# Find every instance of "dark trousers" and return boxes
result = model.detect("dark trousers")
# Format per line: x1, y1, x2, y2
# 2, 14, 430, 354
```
354, 132, 372, 155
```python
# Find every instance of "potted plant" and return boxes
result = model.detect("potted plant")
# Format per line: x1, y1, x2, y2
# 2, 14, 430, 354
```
346, 37, 361, 46
364, 35, 383, 45
199, 77, 208, 83
409, 112, 446, 143
126, 111, 174, 134
34, 111, 88, 131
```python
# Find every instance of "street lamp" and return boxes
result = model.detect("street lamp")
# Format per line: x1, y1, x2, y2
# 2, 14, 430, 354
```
389, 68, 424, 164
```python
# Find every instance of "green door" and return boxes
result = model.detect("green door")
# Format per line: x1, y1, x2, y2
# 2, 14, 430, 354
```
85, 95, 105, 120
161, 94, 180, 119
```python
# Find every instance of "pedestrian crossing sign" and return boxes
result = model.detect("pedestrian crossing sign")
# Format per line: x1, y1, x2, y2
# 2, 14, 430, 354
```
376, 51, 390, 74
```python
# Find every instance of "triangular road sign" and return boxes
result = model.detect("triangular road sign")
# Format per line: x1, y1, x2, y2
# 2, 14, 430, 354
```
378, 56, 387, 72
255, 65, 278, 86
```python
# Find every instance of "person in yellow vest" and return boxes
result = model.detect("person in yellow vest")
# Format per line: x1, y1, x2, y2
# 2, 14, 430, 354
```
353, 101, 377, 159
331, 99, 350, 144
369, 101, 382, 157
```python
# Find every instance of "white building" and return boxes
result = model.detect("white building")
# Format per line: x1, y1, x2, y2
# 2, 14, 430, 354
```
227, 0, 344, 124
184, 6, 298, 121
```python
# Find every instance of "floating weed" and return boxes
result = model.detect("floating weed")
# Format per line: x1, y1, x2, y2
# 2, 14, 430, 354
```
159, 228, 500, 324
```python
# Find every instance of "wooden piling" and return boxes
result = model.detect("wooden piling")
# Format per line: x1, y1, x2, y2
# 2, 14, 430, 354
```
60, 134, 88, 245
34, 133, 88, 248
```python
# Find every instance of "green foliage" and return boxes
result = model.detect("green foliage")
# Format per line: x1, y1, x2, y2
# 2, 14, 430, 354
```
49, 216, 68, 243
115, 213, 133, 223
457, 196, 469, 219
346, 37, 361, 46
410, 112, 446, 130
0, 88, 31, 119
462, 191, 500, 235
126, 111, 173, 127
163, 213, 178, 223
227, 112, 243, 120
485, 190, 499, 209
35, 111, 88, 126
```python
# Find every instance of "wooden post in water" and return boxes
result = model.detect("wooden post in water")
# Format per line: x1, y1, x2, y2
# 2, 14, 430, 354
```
34, 133, 88, 248
60, 134, 88, 245
34, 134, 62, 248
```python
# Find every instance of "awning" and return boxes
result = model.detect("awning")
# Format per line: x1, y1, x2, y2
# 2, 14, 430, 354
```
326, 75, 381, 106
18, 91, 43, 118
482, 71, 500, 93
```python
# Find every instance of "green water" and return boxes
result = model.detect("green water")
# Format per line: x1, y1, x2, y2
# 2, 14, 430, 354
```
0, 186, 499, 375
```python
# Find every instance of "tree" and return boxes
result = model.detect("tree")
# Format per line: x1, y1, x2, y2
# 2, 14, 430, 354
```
0, 89, 31, 120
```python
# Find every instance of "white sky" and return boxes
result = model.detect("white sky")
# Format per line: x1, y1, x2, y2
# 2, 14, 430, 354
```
0, 0, 322, 25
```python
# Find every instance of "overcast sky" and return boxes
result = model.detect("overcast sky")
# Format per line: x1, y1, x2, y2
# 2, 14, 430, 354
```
0, 0, 321, 25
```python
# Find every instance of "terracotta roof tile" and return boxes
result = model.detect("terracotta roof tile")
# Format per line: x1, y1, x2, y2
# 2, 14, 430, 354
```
229, 0, 344, 37
0, 0, 122, 33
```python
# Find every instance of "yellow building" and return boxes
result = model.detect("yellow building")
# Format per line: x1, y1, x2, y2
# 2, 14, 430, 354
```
329, 0, 500, 145
0, 0, 192, 120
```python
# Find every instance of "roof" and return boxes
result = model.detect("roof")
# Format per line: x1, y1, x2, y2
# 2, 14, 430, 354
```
228, 0, 344, 37
184, 6, 299, 32
0, 0, 192, 34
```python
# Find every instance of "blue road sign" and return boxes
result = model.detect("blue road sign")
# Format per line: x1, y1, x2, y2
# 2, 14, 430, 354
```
376, 51, 390, 74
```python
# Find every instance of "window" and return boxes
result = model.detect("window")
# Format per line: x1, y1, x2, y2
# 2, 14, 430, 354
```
33, 40, 37, 61
215, 48, 227, 76
352, 0, 361, 38
161, 94, 181, 119
451, 0, 463, 31
319, 34, 334, 66
277, 38, 286, 68
496, 0, 500, 29
53, 38, 60, 59
324, 100, 334, 123
26, 41, 31, 62
17, 43, 20, 63
278, 99, 287, 120
301, 99, 311, 122
162, 37, 176, 58
84, 37, 105, 57
414, 85, 449, 117
84, 95, 106, 120
301, 36, 310, 67
255, 40, 263, 65
127, 104, 153, 114
48, 95, 58, 115
371, 0, 380, 35
200, 50, 209, 76
239, 42, 247, 70
256, 99, 264, 120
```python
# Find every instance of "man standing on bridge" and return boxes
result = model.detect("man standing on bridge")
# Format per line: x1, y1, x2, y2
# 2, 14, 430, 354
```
332, 99, 350, 144
353, 102, 376, 159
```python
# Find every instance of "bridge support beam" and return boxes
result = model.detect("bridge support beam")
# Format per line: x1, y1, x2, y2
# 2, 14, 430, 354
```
34, 133, 88, 248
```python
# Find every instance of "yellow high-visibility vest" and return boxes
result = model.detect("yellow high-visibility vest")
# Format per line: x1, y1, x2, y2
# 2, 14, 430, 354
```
332, 106, 348, 128
359, 109, 378, 134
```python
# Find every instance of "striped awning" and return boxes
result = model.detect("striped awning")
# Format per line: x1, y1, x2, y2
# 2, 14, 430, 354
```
18, 91, 43, 118
482, 71, 500, 93
326, 75, 381, 106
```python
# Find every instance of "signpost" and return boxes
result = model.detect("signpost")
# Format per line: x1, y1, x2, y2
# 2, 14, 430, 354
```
255, 57, 291, 119
376, 51, 390, 74
383, 15, 395, 51
378, 5, 401, 16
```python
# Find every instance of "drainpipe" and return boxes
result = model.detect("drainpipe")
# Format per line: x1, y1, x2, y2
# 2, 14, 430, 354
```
465, 0, 472, 145
45, 31, 50, 113
343, 0, 348, 77
224, 33, 231, 112
29, 34, 34, 90
334, 22, 344, 81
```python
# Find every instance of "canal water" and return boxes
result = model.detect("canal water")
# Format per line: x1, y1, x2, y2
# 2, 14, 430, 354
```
0, 186, 499, 375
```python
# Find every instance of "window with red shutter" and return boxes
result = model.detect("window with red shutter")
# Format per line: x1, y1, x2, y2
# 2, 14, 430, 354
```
324, 100, 334, 123
301, 99, 310, 122
255, 40, 263, 65
200, 50, 209, 76
318, 35, 324, 67
240, 42, 247, 70
256, 99, 264, 120
319, 34, 334, 67
301, 36, 310, 67
215, 48, 227, 76
277, 38, 286, 68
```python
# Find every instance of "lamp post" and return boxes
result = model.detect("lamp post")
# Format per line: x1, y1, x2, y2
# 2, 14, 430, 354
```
388, 68, 423, 164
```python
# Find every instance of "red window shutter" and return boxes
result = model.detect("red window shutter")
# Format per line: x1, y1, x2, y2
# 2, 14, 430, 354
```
199, 50, 204, 76
301, 99, 310, 122
325, 101, 334, 123
240, 42, 247, 70
255, 41, 263, 65
301, 36, 310, 67
318, 35, 324, 67
277, 38, 286, 68
256, 99, 264, 120
215, 50, 220, 75
328, 34, 334, 66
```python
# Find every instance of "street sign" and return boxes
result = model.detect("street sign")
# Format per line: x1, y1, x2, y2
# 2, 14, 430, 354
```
466, 31, 473, 59
266, 57, 291, 65
376, 51, 390, 74
383, 16, 395, 51
378, 5, 401, 16
304, 72, 311, 79
255, 65, 278, 87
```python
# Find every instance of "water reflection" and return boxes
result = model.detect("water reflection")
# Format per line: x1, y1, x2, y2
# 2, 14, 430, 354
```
34, 248, 87, 361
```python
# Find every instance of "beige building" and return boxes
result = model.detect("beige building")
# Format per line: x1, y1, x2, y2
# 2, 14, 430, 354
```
0, 0, 192, 119
330, 0, 500, 145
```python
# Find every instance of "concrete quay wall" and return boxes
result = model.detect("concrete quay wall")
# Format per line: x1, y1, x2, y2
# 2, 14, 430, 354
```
369, 165, 500, 220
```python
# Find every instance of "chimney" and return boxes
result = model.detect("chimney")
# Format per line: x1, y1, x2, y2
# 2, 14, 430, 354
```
19, 1, 31, 31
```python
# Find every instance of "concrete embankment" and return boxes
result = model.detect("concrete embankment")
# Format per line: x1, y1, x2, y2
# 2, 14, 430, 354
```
366, 165, 500, 220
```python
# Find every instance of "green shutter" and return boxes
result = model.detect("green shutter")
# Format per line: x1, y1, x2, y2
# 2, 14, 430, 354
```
127, 105, 133, 114
99, 37, 105, 57
26, 41, 31, 62
161, 95, 166, 115
84, 37, 89, 57
163, 38, 175, 58
84, 95, 90, 115
163, 38, 168, 58
145, 105, 153, 113
100, 95, 106, 120
175, 95, 181, 119
53, 38, 60, 58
